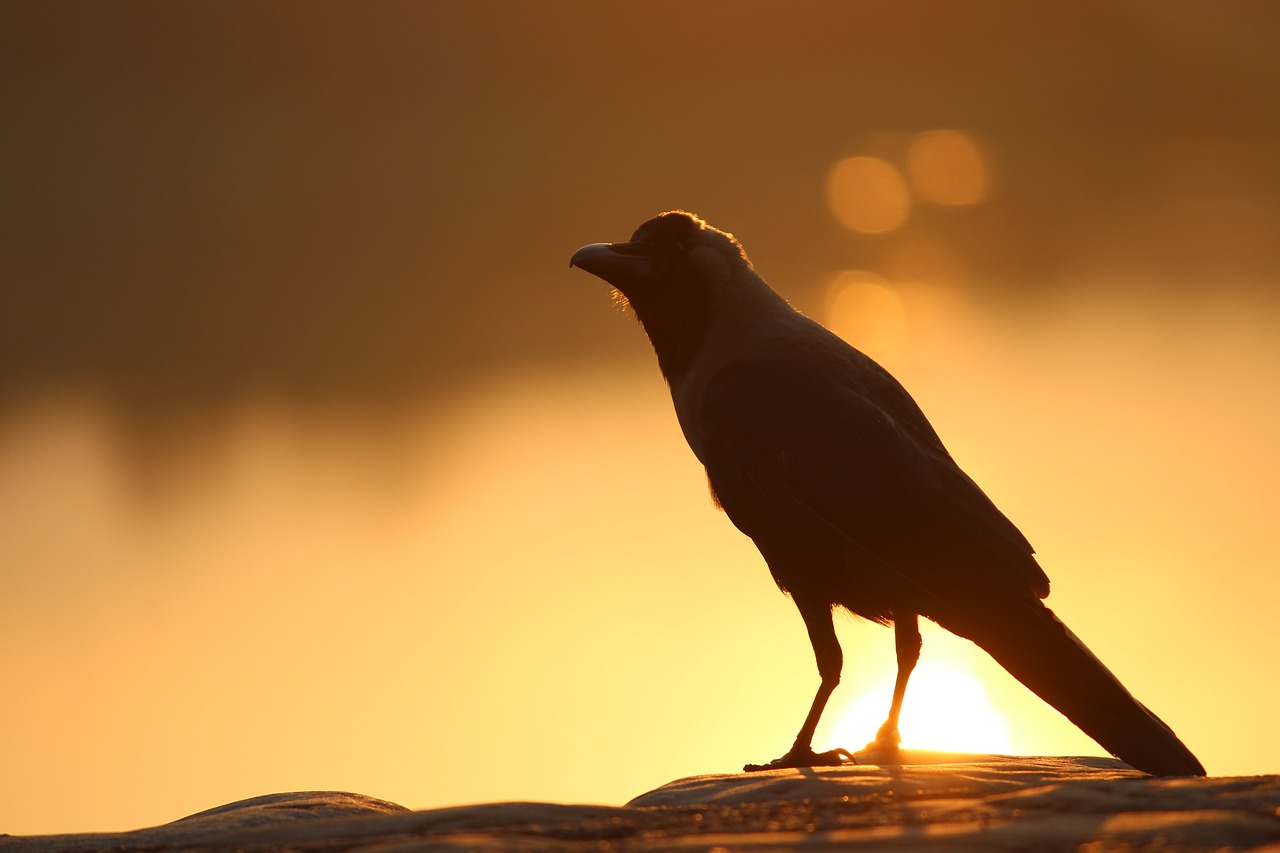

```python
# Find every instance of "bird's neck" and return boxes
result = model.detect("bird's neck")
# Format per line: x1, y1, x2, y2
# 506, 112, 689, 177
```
631, 294, 713, 387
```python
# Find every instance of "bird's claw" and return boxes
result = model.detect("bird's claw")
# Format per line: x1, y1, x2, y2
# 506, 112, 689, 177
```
743, 746, 853, 772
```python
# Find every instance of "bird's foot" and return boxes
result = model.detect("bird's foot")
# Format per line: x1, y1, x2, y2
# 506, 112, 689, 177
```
743, 746, 853, 773
861, 722, 902, 754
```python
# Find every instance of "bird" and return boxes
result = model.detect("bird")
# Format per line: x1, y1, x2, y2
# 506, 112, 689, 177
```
569, 210, 1205, 777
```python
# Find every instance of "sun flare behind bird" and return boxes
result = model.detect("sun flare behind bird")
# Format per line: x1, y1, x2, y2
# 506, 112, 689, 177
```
570, 211, 1205, 777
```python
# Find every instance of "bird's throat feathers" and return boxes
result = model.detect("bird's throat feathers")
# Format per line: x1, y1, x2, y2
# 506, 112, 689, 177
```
615, 274, 715, 387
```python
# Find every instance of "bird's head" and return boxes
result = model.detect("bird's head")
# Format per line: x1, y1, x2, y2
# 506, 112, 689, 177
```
570, 211, 755, 382
569, 210, 751, 309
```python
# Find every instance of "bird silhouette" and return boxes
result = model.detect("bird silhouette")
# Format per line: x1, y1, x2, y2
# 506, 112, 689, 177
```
570, 210, 1205, 777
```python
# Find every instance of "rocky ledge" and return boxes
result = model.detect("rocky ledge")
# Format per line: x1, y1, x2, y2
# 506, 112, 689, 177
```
5, 753, 1279, 852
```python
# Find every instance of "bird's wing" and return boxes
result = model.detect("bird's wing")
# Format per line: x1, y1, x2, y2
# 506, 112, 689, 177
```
696, 339, 1049, 617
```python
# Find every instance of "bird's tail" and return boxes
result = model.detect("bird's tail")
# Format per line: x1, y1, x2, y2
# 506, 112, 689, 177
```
949, 600, 1205, 777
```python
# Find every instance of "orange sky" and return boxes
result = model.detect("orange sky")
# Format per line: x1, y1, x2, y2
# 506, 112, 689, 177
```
3, 1, 1279, 836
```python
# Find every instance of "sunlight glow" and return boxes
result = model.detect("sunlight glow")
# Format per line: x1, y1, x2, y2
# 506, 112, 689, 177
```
827, 659, 1013, 754
4, 294, 1279, 833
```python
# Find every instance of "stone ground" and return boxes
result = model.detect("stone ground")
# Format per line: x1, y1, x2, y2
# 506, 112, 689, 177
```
5, 753, 1280, 852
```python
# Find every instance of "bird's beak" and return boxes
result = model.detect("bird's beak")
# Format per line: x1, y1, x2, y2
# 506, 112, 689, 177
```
569, 242, 654, 283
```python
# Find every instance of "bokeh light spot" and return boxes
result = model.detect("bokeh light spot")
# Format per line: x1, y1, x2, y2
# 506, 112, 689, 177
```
824, 270, 907, 361
905, 130, 989, 206
826, 156, 912, 234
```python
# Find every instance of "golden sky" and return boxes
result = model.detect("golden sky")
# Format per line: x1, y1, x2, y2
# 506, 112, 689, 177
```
3, 1, 1279, 835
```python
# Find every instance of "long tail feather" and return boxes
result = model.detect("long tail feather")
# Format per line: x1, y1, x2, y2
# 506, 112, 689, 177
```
947, 601, 1205, 776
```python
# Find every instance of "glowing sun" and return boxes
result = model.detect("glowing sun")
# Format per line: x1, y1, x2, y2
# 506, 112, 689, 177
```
827, 660, 1013, 754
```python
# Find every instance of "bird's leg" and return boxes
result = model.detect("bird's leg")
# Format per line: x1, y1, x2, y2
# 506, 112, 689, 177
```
744, 600, 852, 772
868, 612, 921, 752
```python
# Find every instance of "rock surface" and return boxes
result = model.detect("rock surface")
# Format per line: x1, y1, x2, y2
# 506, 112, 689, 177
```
5, 754, 1280, 852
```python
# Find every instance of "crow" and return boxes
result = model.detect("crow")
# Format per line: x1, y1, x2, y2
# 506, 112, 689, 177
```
570, 210, 1205, 777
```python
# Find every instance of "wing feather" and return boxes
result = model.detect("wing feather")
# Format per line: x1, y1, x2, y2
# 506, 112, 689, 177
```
695, 337, 1048, 621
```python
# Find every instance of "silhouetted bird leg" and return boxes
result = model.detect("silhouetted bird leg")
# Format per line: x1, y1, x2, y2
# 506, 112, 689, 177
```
866, 612, 922, 752
744, 601, 852, 771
